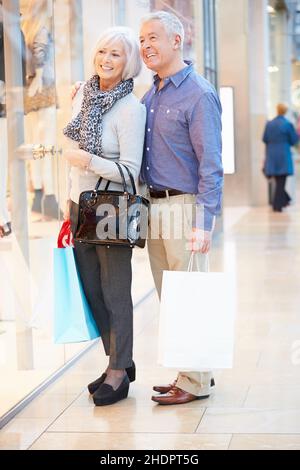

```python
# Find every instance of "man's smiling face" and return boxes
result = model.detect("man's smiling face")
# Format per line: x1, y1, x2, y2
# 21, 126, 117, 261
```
139, 20, 177, 75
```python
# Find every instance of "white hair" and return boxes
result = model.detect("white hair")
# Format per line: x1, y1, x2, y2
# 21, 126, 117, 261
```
140, 11, 185, 50
92, 27, 142, 80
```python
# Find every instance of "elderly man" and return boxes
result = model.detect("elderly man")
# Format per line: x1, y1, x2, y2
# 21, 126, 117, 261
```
139, 11, 223, 405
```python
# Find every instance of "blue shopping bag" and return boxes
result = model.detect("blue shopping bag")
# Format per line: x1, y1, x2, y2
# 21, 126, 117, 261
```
53, 247, 100, 343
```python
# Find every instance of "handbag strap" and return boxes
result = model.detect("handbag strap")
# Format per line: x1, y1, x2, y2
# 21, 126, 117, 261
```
94, 162, 136, 194
94, 177, 111, 191
115, 162, 129, 193
118, 163, 137, 195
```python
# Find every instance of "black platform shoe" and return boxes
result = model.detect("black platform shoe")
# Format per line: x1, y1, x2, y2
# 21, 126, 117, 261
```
93, 375, 130, 406
87, 361, 136, 395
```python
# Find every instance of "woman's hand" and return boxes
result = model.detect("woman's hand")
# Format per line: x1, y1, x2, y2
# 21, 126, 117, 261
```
65, 149, 92, 169
63, 199, 71, 221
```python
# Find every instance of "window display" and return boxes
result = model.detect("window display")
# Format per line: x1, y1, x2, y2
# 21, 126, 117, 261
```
0, 0, 216, 425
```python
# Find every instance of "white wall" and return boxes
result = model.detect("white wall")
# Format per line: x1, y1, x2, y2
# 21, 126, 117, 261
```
217, 0, 269, 206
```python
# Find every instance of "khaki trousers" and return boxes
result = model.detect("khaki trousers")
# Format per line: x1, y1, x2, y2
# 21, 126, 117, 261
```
148, 193, 213, 396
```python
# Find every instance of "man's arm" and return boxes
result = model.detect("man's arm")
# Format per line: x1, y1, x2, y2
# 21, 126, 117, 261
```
188, 91, 223, 235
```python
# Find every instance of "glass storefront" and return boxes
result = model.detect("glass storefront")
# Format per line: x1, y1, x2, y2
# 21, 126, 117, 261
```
203, 0, 218, 88
0, 0, 218, 423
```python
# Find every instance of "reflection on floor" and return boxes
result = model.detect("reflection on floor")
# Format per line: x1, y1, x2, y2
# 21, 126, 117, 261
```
1, 197, 300, 450
0, 214, 154, 418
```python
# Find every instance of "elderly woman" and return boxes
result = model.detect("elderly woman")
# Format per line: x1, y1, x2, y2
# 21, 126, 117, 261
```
63, 27, 146, 406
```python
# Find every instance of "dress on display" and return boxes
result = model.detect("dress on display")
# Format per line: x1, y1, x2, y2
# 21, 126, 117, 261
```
23, 25, 60, 219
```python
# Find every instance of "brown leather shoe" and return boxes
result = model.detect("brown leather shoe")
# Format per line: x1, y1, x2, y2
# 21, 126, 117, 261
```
151, 386, 209, 405
153, 379, 177, 394
153, 377, 215, 394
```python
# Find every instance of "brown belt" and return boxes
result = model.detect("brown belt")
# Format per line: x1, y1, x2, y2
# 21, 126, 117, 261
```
149, 189, 186, 198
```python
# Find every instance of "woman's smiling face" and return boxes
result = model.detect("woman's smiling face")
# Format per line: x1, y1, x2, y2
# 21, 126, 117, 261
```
95, 40, 126, 89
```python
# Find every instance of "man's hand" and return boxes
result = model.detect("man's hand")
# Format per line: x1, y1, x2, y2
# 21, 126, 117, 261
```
71, 81, 84, 100
65, 149, 92, 169
189, 228, 212, 254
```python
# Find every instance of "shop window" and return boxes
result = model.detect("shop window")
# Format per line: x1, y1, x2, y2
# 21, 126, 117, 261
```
203, 0, 218, 88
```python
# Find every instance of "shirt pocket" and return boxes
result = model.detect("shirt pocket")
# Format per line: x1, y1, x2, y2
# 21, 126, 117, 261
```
157, 104, 179, 122
156, 105, 185, 138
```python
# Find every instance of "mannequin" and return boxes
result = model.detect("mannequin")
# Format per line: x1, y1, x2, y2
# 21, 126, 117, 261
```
0, 2, 11, 237
22, 0, 60, 219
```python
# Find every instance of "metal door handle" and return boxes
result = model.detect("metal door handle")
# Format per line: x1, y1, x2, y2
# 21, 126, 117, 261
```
32, 144, 62, 160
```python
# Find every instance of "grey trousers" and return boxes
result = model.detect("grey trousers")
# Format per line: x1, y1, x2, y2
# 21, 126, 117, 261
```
70, 201, 133, 369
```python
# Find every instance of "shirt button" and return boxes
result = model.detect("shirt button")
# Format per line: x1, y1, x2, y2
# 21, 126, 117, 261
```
149, 185, 153, 189
147, 147, 150, 151
150, 109, 154, 113
146, 166, 150, 170
166, 109, 170, 114
148, 128, 151, 132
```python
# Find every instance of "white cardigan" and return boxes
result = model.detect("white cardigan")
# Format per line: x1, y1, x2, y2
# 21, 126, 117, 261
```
65, 85, 146, 203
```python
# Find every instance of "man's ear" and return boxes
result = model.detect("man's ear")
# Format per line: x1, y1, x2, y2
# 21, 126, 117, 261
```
174, 34, 182, 49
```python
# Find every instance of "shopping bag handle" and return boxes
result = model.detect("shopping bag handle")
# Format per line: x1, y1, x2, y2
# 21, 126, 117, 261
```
187, 252, 209, 272
187, 252, 195, 272
57, 219, 74, 248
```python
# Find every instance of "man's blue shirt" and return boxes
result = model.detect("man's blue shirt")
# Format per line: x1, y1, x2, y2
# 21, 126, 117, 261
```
140, 62, 223, 231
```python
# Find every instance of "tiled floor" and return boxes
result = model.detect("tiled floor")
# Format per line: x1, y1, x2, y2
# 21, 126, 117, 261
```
1, 195, 300, 450
0, 235, 154, 417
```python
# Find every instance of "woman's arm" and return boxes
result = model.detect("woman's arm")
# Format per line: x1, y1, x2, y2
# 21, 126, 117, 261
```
88, 103, 146, 183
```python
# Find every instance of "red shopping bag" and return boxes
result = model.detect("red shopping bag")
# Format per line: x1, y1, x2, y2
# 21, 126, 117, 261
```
57, 220, 74, 248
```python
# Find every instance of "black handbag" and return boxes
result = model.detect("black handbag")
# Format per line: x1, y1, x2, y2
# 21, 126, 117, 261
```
74, 162, 149, 248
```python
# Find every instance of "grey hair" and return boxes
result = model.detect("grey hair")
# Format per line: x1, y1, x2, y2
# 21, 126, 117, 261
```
140, 11, 185, 50
92, 27, 142, 80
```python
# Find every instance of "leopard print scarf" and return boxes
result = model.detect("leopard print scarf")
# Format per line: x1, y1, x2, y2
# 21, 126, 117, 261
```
63, 75, 133, 157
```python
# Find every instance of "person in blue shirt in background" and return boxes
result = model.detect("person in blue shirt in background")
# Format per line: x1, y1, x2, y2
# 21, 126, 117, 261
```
263, 103, 299, 212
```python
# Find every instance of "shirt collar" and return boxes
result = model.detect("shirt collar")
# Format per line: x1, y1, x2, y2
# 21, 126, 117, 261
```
153, 60, 194, 88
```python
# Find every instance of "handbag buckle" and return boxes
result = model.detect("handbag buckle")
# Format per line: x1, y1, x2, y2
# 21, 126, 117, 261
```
87, 190, 98, 207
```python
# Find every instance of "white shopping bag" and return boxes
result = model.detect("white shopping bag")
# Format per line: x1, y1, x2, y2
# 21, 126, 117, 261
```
158, 262, 236, 371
